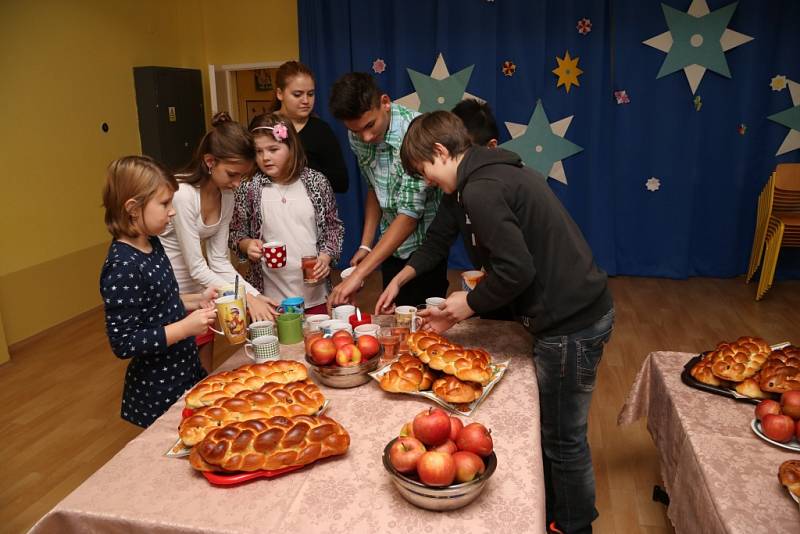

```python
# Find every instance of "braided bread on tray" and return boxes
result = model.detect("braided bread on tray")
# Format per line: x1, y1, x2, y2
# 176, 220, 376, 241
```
189, 415, 350, 472
406, 332, 493, 386
779, 460, 800, 499
379, 354, 437, 393
432, 375, 483, 404
185, 360, 308, 409
707, 336, 771, 382
180, 380, 326, 446
760, 346, 800, 393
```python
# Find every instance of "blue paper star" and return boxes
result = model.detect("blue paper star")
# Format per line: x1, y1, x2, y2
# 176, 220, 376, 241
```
407, 65, 474, 113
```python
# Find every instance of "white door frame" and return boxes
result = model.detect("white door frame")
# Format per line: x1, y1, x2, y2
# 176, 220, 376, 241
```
208, 60, 293, 121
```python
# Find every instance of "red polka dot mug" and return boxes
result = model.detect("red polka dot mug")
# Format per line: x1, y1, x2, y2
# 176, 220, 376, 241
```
262, 241, 287, 269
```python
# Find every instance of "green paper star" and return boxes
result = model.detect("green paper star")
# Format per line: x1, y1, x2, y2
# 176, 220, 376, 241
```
407, 65, 474, 112
500, 100, 583, 178
768, 105, 800, 133
658, 2, 737, 79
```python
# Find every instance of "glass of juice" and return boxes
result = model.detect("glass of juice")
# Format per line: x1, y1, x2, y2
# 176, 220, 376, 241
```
302, 255, 318, 285
377, 327, 400, 364
303, 324, 323, 358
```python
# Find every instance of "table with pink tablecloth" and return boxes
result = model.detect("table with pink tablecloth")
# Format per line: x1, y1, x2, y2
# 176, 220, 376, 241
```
30, 319, 545, 534
619, 351, 800, 534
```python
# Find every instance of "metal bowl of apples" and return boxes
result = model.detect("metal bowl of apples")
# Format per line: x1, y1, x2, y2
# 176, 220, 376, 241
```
304, 332, 382, 388
382, 437, 497, 511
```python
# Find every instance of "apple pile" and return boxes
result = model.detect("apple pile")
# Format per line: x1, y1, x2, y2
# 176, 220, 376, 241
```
755, 391, 800, 444
308, 330, 380, 367
388, 407, 493, 487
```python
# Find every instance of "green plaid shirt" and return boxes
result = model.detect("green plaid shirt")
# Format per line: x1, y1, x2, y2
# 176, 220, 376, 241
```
348, 103, 442, 259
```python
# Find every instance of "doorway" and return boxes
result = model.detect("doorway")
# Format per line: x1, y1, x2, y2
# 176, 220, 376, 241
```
208, 61, 291, 125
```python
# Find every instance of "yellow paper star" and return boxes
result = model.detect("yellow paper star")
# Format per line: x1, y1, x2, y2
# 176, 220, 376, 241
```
553, 51, 583, 93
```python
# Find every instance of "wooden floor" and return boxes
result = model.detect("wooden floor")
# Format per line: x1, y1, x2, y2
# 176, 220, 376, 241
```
2, 274, 799, 534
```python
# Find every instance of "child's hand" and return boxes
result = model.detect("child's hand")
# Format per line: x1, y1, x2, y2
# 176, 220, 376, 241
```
201, 287, 218, 304
313, 253, 332, 280
245, 239, 264, 262
183, 308, 217, 337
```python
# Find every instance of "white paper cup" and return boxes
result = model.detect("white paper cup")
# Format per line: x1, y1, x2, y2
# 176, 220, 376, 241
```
340, 266, 365, 288
305, 314, 331, 329
425, 297, 446, 308
319, 319, 353, 336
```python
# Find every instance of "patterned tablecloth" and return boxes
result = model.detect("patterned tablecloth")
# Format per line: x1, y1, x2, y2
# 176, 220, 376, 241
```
618, 351, 800, 534
30, 318, 545, 534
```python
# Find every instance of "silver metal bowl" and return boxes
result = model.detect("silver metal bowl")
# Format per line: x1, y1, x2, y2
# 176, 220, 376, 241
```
382, 438, 497, 511
305, 354, 380, 388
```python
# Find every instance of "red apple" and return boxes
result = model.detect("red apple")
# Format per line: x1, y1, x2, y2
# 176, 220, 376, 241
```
356, 335, 380, 359
456, 422, 494, 457
781, 391, 800, 420
332, 331, 354, 349
399, 421, 415, 438
449, 416, 464, 442
452, 450, 485, 483
416, 451, 456, 487
431, 439, 457, 454
755, 399, 782, 422
388, 437, 426, 474
335, 343, 362, 366
762, 413, 796, 443
309, 338, 337, 366
412, 408, 452, 447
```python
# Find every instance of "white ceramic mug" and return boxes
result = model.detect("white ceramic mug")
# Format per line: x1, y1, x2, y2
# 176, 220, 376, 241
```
395, 305, 424, 332
319, 319, 352, 336
354, 323, 381, 339
305, 314, 331, 330
333, 304, 356, 322
339, 266, 365, 288
425, 297, 446, 309
245, 335, 280, 362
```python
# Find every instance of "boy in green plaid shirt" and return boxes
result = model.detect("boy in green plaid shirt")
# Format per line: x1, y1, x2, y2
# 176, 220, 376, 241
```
328, 73, 448, 307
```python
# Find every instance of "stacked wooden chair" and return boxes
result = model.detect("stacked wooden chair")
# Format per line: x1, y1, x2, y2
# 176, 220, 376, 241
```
746, 163, 800, 300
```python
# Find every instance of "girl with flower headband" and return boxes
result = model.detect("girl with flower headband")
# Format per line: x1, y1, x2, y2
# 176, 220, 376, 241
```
229, 113, 344, 314
160, 112, 278, 372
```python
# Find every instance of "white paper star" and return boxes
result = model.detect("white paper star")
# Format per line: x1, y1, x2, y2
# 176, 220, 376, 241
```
643, 0, 753, 94
646, 177, 661, 192
395, 53, 483, 110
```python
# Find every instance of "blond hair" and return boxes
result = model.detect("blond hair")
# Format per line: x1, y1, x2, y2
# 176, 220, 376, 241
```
400, 111, 472, 176
102, 155, 177, 239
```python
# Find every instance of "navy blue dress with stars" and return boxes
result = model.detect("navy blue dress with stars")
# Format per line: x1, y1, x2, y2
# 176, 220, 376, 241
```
100, 237, 207, 428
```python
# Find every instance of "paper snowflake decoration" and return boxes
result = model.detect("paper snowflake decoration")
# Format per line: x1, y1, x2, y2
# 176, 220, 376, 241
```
646, 177, 661, 192
693, 95, 703, 111
577, 18, 592, 35
614, 90, 630, 104
738, 123, 747, 135
553, 51, 583, 93
502, 60, 517, 77
771, 75, 787, 92
372, 58, 387, 74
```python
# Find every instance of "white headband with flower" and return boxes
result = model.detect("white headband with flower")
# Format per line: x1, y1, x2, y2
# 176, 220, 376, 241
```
252, 122, 288, 142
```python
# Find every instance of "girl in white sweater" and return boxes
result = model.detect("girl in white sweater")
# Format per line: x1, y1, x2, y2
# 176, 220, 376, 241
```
161, 112, 277, 371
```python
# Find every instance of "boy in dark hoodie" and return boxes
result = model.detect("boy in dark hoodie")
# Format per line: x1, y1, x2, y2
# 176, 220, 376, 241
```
376, 111, 614, 534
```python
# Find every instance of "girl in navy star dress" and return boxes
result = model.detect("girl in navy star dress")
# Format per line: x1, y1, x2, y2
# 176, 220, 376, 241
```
100, 156, 218, 428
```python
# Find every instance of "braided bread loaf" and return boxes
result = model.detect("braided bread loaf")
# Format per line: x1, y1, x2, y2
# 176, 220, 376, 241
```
779, 460, 800, 499
734, 375, 770, 399
708, 336, 771, 382
432, 375, 483, 404
379, 354, 436, 393
407, 332, 493, 385
760, 346, 800, 393
185, 360, 308, 409
180, 380, 326, 446
690, 356, 731, 388
189, 415, 350, 472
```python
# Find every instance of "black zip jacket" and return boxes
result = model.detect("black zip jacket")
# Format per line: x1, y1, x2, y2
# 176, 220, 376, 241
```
407, 147, 612, 336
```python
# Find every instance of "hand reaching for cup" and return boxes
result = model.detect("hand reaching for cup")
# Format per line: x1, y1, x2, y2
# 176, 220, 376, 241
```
374, 280, 400, 315
417, 291, 474, 334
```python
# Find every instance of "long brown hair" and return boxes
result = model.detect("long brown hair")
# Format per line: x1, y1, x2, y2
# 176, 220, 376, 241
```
249, 113, 307, 183
179, 112, 255, 185
103, 155, 177, 239
271, 61, 316, 113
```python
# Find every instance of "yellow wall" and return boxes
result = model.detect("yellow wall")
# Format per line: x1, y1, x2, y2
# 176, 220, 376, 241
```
0, 0, 299, 349
236, 69, 278, 125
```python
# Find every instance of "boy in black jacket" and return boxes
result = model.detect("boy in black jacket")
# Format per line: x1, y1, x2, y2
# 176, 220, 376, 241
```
376, 111, 614, 534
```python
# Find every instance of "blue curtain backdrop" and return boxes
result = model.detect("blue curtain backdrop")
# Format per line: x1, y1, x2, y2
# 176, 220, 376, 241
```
298, 0, 800, 278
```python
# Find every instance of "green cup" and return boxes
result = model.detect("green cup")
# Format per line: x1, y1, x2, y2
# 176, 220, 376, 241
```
276, 313, 303, 344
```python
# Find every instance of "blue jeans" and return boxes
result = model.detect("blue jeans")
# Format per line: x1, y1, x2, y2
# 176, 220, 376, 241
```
531, 307, 614, 534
